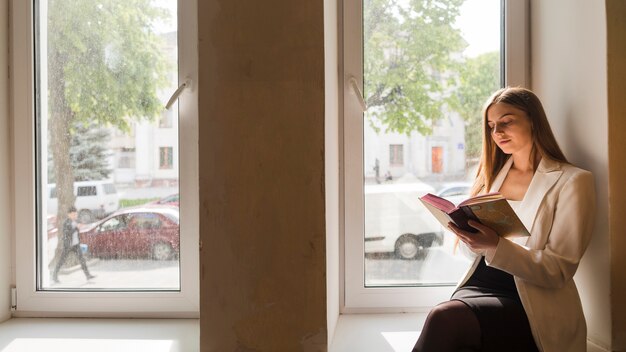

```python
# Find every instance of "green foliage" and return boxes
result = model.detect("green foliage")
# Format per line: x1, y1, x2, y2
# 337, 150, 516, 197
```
48, 123, 113, 182
46, 0, 172, 240
48, 0, 172, 131
119, 198, 159, 208
363, 0, 466, 135
449, 51, 501, 160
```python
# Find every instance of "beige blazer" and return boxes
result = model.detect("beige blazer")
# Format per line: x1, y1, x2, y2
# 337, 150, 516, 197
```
456, 157, 596, 352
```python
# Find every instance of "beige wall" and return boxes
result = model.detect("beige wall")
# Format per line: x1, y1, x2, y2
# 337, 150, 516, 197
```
607, 1, 626, 349
0, 0, 12, 323
530, 0, 616, 349
198, 0, 327, 351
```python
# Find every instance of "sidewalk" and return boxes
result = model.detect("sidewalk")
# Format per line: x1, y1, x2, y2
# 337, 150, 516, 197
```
46, 258, 180, 290
44, 236, 180, 290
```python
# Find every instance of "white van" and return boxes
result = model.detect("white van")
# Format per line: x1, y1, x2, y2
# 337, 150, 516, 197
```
47, 180, 120, 223
364, 182, 444, 260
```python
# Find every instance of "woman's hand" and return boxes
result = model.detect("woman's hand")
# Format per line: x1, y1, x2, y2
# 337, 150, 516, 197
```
448, 220, 500, 252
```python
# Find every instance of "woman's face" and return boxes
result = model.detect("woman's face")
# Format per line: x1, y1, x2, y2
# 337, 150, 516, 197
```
486, 102, 533, 156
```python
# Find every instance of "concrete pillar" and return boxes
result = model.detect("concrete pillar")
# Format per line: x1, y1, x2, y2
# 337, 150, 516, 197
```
198, 1, 327, 351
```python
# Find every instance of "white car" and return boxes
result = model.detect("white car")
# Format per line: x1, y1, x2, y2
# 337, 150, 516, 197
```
47, 180, 120, 223
364, 182, 444, 260
436, 182, 472, 205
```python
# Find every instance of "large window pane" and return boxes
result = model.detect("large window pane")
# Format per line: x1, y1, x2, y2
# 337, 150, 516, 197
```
36, 0, 180, 290
363, 0, 502, 287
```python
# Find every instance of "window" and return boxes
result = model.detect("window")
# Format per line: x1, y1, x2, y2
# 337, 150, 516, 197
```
103, 183, 117, 195
117, 154, 135, 169
76, 186, 97, 197
12, 0, 199, 316
100, 216, 126, 232
160, 146, 174, 169
343, 0, 528, 311
389, 144, 404, 167
160, 109, 174, 128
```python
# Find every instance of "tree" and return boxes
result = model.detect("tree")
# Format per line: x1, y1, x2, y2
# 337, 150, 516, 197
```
47, 0, 170, 261
48, 123, 113, 183
448, 51, 500, 162
71, 125, 113, 181
363, 0, 466, 135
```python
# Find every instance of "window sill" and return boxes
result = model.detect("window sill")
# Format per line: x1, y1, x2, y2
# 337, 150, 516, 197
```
0, 317, 199, 352
329, 313, 608, 352
329, 313, 426, 352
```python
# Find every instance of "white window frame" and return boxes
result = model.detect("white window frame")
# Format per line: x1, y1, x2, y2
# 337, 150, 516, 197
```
11, 0, 199, 317
342, 0, 529, 313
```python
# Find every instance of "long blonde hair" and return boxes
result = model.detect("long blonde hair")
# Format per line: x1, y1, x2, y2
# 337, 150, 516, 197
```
453, 88, 568, 251
470, 87, 568, 196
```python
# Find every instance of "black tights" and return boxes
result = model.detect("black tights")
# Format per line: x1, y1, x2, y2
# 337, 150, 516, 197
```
413, 300, 481, 352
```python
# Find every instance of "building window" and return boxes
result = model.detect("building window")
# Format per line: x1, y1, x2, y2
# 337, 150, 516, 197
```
389, 144, 404, 166
160, 147, 174, 169
117, 155, 135, 169
159, 109, 174, 128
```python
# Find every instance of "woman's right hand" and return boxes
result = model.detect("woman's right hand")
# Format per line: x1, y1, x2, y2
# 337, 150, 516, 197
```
448, 220, 499, 253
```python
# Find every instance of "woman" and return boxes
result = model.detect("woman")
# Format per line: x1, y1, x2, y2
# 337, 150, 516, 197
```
413, 87, 596, 352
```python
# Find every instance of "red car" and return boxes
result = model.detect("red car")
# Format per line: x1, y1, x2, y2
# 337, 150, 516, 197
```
150, 193, 179, 207
47, 215, 58, 239
80, 206, 179, 260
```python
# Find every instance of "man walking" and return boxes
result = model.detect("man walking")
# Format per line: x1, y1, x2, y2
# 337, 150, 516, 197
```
52, 206, 95, 283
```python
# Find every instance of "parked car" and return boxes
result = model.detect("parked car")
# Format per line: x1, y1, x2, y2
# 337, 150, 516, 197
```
364, 183, 444, 260
47, 215, 58, 239
47, 180, 120, 223
150, 193, 179, 207
436, 182, 472, 205
80, 206, 180, 260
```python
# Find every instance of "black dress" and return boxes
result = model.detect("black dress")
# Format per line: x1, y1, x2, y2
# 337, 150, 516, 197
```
451, 256, 539, 352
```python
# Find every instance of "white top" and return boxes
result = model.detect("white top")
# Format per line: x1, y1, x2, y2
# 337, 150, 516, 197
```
507, 199, 522, 212
71, 220, 79, 246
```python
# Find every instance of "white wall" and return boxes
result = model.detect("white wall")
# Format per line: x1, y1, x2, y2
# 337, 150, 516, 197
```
0, 0, 12, 323
325, 0, 340, 345
530, 0, 610, 349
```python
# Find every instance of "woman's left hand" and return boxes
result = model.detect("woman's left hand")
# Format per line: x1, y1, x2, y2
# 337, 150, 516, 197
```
448, 220, 500, 252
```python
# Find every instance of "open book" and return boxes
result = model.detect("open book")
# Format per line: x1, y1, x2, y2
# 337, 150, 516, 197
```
418, 192, 530, 238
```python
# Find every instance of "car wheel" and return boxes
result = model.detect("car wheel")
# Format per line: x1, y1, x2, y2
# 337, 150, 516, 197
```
395, 236, 424, 260
152, 242, 173, 260
78, 209, 94, 224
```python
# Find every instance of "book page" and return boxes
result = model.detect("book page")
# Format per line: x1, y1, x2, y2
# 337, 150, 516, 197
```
419, 198, 455, 229
458, 192, 503, 207
465, 198, 530, 238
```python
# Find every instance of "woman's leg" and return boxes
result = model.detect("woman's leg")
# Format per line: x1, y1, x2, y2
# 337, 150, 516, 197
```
412, 300, 481, 352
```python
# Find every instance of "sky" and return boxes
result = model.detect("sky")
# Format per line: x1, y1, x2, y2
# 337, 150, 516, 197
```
151, 0, 177, 34
150, 0, 501, 57
454, 0, 501, 57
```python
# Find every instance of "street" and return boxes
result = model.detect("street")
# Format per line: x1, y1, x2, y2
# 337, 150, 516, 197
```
49, 258, 180, 290
44, 183, 473, 291
43, 235, 180, 290
365, 229, 474, 287
365, 246, 472, 287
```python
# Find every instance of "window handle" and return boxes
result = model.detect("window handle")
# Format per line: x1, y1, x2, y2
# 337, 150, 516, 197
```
348, 76, 367, 112
165, 79, 192, 110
